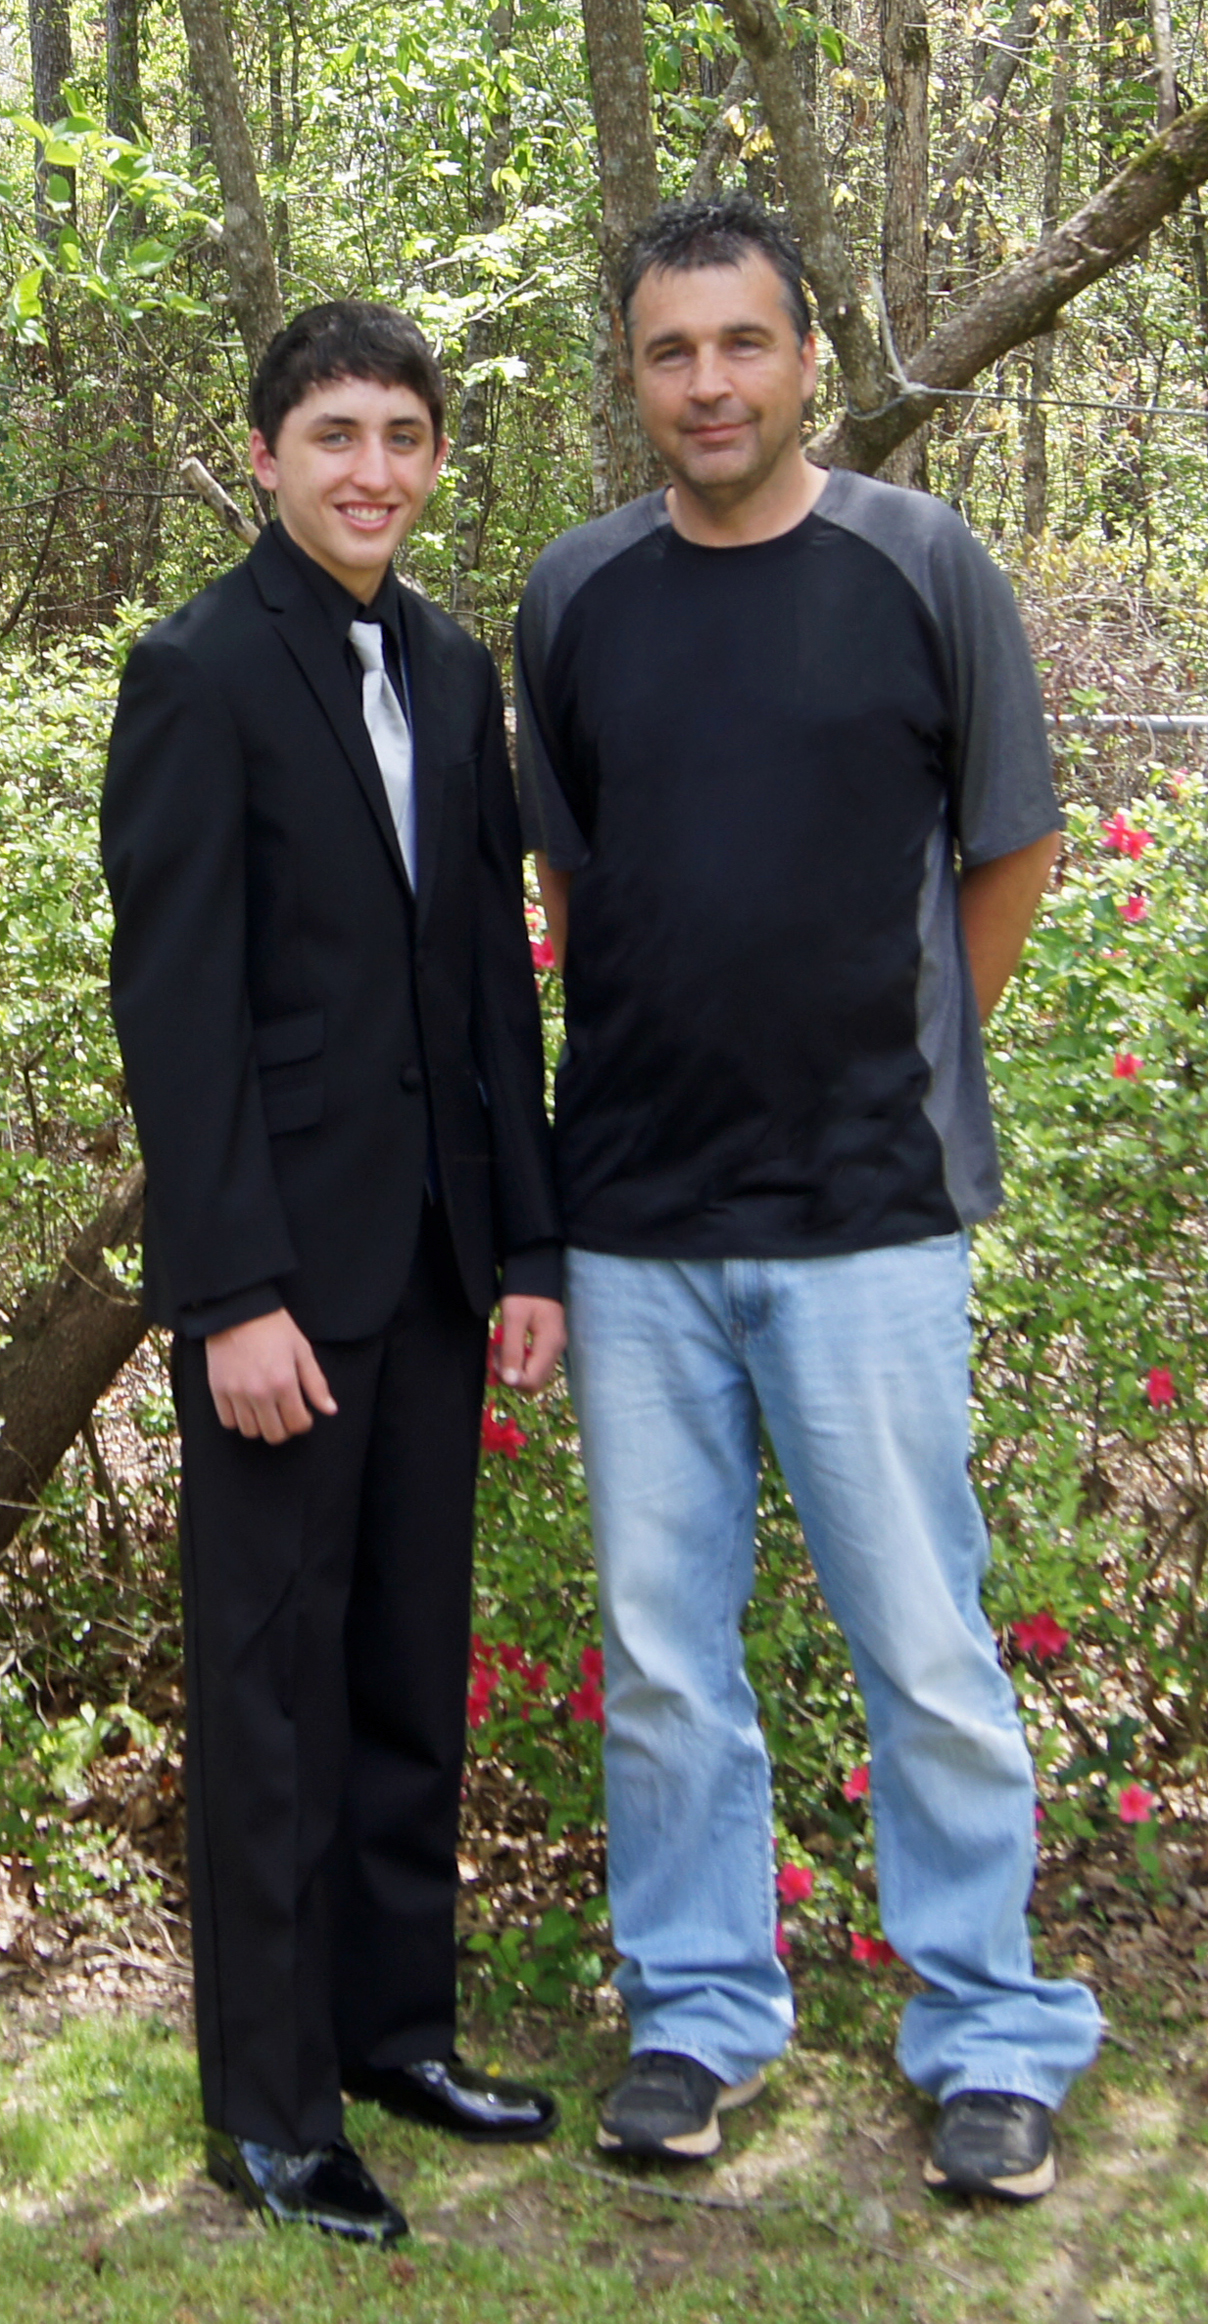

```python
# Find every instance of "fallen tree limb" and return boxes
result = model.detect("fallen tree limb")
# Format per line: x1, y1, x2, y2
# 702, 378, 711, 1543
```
0, 1167, 147, 1557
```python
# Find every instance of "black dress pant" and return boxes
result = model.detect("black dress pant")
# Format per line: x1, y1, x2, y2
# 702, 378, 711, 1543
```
173, 1202, 486, 2152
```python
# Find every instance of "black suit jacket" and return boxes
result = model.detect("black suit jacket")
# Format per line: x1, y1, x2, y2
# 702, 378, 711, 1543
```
102, 524, 560, 1339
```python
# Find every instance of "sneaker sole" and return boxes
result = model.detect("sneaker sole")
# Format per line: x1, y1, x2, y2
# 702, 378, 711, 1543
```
597, 2069, 766, 2160
923, 2148, 1056, 2202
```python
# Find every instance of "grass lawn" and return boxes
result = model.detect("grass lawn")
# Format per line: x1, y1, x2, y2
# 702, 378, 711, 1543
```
1, 1961, 1206, 2323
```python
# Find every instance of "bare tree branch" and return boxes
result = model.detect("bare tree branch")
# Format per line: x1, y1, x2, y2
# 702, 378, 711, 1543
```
180, 456, 262, 547
812, 100, 1208, 473
687, 59, 755, 201
931, 0, 1047, 251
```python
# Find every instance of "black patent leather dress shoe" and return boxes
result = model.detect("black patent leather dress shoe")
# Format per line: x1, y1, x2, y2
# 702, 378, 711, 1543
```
205, 2128, 408, 2243
344, 2056, 558, 2142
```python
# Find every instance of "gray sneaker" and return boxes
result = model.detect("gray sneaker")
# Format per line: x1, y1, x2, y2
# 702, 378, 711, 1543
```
597, 2050, 765, 2160
923, 2090, 1055, 2201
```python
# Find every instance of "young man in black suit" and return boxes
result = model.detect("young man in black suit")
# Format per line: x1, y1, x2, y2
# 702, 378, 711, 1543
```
102, 303, 565, 2245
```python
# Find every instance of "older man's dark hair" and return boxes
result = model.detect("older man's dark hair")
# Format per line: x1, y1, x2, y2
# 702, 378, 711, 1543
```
250, 300, 446, 450
618, 197, 812, 346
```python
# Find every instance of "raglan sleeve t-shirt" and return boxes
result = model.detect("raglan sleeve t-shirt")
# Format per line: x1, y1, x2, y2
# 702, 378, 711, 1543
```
515, 471, 1060, 1262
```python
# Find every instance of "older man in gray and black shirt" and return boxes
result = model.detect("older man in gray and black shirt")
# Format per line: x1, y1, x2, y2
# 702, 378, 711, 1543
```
517, 196, 1100, 2201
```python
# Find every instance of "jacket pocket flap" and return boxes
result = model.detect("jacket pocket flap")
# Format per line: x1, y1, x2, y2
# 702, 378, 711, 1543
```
262, 1081, 324, 1135
253, 1009, 324, 1069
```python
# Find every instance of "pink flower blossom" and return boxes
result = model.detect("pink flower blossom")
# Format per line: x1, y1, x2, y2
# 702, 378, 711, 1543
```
1146, 1366, 1175, 1409
579, 1646, 605, 1683
1113, 1051, 1141, 1079
1011, 1612, 1071, 1662
481, 1405, 528, 1459
777, 1862, 815, 1905
842, 1763, 871, 1802
1120, 893, 1149, 923
1103, 812, 1153, 858
524, 1660, 549, 1695
568, 1677, 605, 1727
850, 1933, 896, 1967
775, 1920, 791, 1959
1118, 1782, 1156, 1825
530, 935, 557, 972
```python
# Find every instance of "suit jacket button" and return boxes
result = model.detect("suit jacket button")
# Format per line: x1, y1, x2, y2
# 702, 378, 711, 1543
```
400, 1066, 423, 1093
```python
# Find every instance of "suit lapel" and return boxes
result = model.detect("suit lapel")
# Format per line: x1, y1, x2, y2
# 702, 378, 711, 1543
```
396, 580, 448, 936
249, 529, 413, 894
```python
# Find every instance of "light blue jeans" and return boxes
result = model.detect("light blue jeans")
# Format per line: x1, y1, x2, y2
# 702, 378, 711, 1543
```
566, 1234, 1101, 2108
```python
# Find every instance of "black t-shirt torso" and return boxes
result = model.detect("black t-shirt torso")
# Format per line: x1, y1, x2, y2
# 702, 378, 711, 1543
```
517, 476, 1059, 1259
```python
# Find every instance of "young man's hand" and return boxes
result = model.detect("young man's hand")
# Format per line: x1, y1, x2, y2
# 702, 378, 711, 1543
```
498, 1295, 566, 1392
205, 1309, 339, 1443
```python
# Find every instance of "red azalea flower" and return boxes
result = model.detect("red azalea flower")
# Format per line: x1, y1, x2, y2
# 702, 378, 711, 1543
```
1120, 893, 1148, 923
497, 1642, 526, 1672
1146, 1366, 1175, 1408
568, 1677, 606, 1727
481, 1405, 528, 1459
530, 935, 557, 972
774, 1920, 791, 1959
523, 1660, 549, 1695
850, 1933, 896, 1967
1113, 1051, 1141, 1079
486, 1322, 504, 1383
579, 1645, 605, 1682
470, 1633, 496, 1670
1011, 1612, 1070, 1661
776, 1862, 815, 1904
843, 1763, 871, 1802
1118, 1782, 1156, 1825
467, 1665, 499, 1728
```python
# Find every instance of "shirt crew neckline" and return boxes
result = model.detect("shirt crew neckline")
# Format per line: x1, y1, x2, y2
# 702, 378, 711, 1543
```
659, 470, 835, 560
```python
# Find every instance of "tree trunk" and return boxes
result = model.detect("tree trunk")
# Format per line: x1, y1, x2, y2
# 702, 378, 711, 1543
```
1099, 0, 1145, 182
0, 1170, 147, 1558
581, 0, 665, 509
28, 0, 74, 239
106, 0, 145, 137
450, 5, 514, 628
1023, 41, 1070, 538
1150, 0, 1176, 132
720, 0, 892, 415
812, 99, 1208, 473
177, 0, 284, 376
881, 0, 930, 489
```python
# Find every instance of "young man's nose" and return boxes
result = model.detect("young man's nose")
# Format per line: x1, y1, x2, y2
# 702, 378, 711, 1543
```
349, 433, 394, 489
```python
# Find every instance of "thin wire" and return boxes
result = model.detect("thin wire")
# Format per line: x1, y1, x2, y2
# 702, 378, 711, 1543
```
839, 385, 1208, 423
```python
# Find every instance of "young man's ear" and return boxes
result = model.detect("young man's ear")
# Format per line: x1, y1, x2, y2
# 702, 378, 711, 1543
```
249, 431, 278, 494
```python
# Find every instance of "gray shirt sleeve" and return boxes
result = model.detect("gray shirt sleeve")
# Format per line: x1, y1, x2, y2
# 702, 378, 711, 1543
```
817, 470, 1061, 867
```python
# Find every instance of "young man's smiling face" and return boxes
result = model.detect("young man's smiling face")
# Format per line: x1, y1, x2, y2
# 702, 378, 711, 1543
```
629, 249, 817, 534
249, 373, 447, 600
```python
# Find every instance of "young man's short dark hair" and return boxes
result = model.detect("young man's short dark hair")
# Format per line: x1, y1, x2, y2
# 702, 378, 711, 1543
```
618, 196, 812, 347
250, 300, 446, 449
